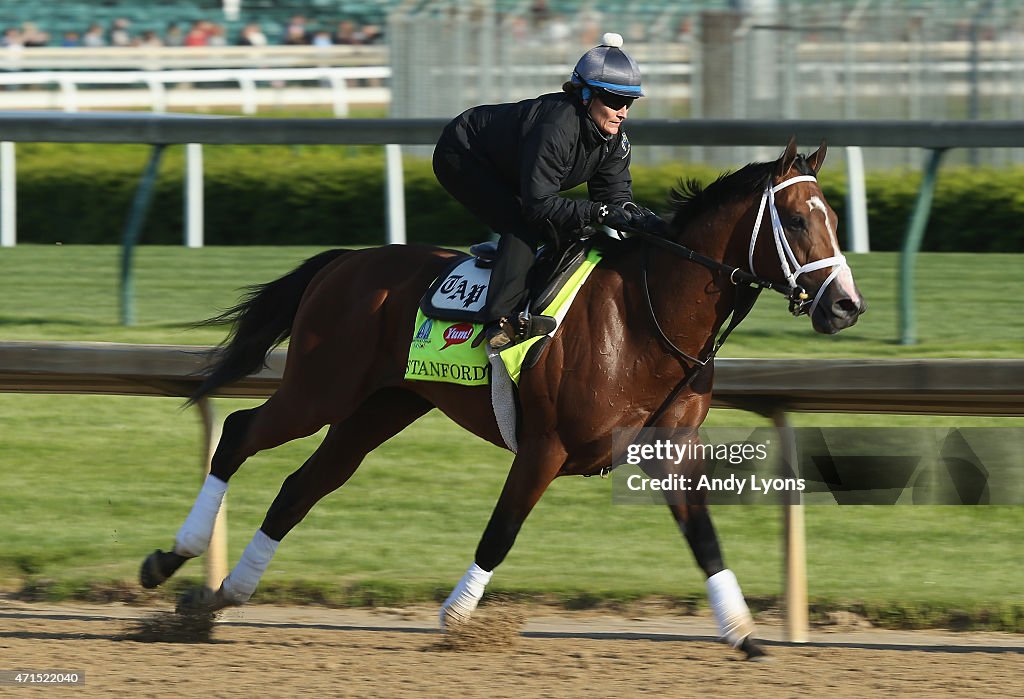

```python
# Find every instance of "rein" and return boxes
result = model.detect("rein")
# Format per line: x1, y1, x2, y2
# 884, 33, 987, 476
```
593, 173, 844, 477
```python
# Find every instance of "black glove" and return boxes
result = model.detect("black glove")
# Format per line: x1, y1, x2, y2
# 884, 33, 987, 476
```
623, 202, 669, 235
597, 202, 667, 235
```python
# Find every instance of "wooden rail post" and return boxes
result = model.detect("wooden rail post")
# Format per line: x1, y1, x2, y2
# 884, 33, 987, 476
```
773, 406, 808, 643
196, 397, 228, 590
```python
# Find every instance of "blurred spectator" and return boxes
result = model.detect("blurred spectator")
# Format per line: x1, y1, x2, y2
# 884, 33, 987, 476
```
184, 20, 209, 47
61, 31, 81, 48
82, 23, 106, 47
22, 22, 50, 47
311, 30, 333, 47
284, 15, 309, 45
361, 24, 383, 45
135, 30, 163, 48
164, 22, 184, 47
2, 27, 23, 48
238, 22, 267, 47
110, 18, 132, 47
333, 20, 360, 45
675, 18, 693, 43
207, 23, 228, 47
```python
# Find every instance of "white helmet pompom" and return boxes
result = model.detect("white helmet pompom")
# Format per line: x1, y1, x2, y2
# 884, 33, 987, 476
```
601, 32, 624, 48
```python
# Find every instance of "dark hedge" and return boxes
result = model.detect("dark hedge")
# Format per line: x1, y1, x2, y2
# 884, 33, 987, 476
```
13, 149, 1023, 251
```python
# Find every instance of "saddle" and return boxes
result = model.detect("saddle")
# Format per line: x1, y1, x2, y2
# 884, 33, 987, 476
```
419, 239, 593, 325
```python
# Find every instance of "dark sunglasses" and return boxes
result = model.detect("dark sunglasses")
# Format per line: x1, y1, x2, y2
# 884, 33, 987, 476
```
597, 93, 635, 111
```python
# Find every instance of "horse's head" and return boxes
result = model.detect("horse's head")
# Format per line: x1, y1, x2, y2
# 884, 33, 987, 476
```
749, 137, 866, 334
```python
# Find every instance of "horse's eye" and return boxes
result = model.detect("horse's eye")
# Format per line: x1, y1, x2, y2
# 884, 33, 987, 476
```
788, 215, 806, 231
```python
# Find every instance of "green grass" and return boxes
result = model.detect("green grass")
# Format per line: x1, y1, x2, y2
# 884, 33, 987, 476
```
0, 245, 1019, 355
0, 245, 1022, 630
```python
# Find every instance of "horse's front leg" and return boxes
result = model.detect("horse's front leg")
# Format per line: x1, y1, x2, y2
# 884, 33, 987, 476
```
666, 498, 766, 659
439, 438, 566, 628
636, 417, 766, 659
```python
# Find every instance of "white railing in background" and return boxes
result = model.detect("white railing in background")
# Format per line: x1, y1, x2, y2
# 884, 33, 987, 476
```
0, 45, 388, 71
0, 67, 391, 115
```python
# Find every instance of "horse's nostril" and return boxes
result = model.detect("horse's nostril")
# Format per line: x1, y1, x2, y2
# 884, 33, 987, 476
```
833, 298, 859, 316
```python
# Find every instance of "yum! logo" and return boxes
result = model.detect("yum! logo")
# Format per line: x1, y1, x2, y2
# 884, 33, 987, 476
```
440, 322, 474, 350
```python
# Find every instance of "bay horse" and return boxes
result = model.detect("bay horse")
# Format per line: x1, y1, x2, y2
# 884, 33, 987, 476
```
140, 138, 864, 659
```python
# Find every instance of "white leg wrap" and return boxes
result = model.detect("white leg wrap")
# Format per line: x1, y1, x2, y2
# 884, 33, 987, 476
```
220, 529, 279, 605
173, 474, 228, 557
707, 569, 756, 647
439, 563, 493, 628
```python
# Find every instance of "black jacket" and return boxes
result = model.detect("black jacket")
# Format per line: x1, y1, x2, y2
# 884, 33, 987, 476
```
438, 92, 634, 233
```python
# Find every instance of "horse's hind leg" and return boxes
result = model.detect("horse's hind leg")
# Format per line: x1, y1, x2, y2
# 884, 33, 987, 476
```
140, 406, 260, 588
201, 388, 432, 607
142, 385, 337, 589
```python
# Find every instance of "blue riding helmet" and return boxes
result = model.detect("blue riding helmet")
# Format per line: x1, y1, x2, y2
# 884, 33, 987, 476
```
570, 32, 644, 100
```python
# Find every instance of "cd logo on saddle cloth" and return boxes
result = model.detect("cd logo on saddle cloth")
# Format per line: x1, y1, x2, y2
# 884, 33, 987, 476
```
440, 322, 474, 350
412, 317, 433, 348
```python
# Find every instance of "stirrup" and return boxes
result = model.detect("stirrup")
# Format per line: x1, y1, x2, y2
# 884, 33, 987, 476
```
522, 313, 557, 339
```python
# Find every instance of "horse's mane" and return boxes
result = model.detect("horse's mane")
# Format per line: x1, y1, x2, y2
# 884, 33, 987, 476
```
588, 154, 815, 257
668, 156, 816, 225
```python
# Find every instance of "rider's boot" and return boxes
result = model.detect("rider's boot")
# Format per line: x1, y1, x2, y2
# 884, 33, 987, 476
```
485, 317, 519, 350
485, 312, 557, 351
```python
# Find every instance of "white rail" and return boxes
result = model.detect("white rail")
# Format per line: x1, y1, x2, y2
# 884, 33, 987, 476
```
0, 66, 391, 115
0, 45, 389, 71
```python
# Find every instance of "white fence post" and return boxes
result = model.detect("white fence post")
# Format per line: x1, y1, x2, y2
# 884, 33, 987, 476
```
60, 79, 78, 113
146, 78, 168, 113
0, 142, 14, 247
185, 143, 204, 248
239, 77, 258, 115
328, 73, 350, 117
385, 144, 406, 245
845, 145, 870, 253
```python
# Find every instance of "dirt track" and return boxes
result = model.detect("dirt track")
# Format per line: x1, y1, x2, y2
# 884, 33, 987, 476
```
1, 600, 1021, 698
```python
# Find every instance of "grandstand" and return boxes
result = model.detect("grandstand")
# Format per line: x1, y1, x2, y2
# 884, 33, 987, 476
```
0, 1, 396, 46
4, 0, 1024, 169
4, 1, 1008, 48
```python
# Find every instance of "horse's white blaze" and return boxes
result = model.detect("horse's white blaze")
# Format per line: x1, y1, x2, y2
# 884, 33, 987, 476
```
806, 195, 861, 305
806, 196, 835, 245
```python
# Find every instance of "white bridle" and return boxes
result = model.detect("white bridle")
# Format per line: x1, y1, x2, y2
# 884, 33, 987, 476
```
748, 174, 849, 318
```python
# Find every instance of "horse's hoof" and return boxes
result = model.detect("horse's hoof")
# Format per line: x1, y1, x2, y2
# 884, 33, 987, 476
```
739, 636, 771, 662
439, 606, 472, 630
139, 549, 188, 589
176, 585, 231, 615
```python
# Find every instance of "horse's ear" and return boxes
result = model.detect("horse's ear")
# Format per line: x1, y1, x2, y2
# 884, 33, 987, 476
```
775, 136, 799, 178
806, 139, 827, 175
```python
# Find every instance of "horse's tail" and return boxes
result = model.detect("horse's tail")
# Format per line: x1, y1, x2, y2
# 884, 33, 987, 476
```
187, 248, 349, 406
